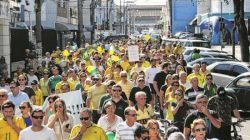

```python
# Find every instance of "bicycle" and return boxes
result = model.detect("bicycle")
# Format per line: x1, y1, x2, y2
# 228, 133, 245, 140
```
231, 120, 244, 140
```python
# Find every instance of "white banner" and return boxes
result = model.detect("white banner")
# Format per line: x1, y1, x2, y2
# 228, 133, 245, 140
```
128, 45, 140, 62
42, 90, 84, 124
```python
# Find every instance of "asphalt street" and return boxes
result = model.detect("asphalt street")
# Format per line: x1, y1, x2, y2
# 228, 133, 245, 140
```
211, 45, 250, 139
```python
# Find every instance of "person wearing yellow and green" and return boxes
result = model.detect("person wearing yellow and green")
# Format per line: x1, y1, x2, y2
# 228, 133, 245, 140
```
39, 70, 50, 101
117, 71, 134, 100
69, 108, 107, 140
86, 74, 107, 123
31, 80, 44, 106
120, 54, 131, 72
55, 71, 75, 94
203, 73, 217, 99
187, 63, 204, 88
0, 101, 26, 140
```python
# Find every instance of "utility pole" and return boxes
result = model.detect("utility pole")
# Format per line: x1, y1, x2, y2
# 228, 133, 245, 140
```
106, 0, 109, 30
77, 0, 84, 48
120, 0, 122, 34
90, 0, 96, 44
35, 0, 42, 59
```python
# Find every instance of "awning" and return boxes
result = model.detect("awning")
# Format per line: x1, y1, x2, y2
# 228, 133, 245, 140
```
55, 22, 78, 31
189, 16, 197, 26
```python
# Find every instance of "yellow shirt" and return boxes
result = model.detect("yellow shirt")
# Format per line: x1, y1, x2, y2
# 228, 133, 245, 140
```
39, 78, 49, 97
135, 104, 153, 125
142, 61, 151, 68
55, 81, 76, 93
68, 77, 80, 86
104, 67, 112, 77
113, 72, 121, 83
187, 73, 205, 88
88, 84, 107, 110
34, 88, 44, 106
166, 94, 176, 121
69, 123, 107, 140
117, 80, 134, 99
120, 61, 131, 72
0, 116, 26, 140
199, 69, 209, 80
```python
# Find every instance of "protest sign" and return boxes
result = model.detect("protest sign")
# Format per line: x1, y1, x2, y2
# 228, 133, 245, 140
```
42, 90, 84, 124
127, 45, 139, 62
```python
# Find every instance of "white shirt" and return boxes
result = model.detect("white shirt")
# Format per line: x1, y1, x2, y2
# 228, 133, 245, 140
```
145, 67, 161, 85
97, 115, 123, 132
27, 74, 39, 86
115, 122, 141, 140
19, 126, 56, 140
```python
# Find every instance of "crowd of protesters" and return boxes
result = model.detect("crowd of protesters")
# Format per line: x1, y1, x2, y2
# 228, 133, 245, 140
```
0, 38, 243, 140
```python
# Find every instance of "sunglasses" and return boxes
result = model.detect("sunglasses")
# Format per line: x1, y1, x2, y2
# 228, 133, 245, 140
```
0, 95, 6, 98
93, 78, 100, 81
195, 128, 206, 132
32, 115, 44, 119
121, 75, 127, 78
19, 106, 27, 110
128, 114, 137, 117
80, 117, 90, 121
55, 104, 63, 108
113, 89, 121, 92
49, 100, 54, 104
139, 80, 144, 82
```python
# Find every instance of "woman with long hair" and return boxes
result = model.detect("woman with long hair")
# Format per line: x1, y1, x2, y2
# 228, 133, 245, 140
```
44, 95, 60, 125
147, 119, 163, 140
47, 99, 73, 140
20, 101, 33, 127
97, 101, 123, 132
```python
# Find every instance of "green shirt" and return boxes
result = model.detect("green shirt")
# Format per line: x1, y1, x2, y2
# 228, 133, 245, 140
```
48, 75, 62, 93
204, 83, 217, 99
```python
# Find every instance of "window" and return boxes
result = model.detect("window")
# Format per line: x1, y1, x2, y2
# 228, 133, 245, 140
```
212, 64, 230, 75
236, 76, 250, 88
231, 65, 248, 77
184, 50, 192, 55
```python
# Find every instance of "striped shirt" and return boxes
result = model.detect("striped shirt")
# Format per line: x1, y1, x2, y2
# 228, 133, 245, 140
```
115, 122, 141, 140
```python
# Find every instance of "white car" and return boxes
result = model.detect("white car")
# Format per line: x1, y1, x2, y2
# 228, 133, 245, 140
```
207, 61, 250, 87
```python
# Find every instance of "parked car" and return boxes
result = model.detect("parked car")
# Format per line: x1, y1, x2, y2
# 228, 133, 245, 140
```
183, 47, 227, 60
185, 52, 236, 63
207, 61, 250, 87
186, 58, 236, 75
182, 39, 211, 48
225, 72, 250, 112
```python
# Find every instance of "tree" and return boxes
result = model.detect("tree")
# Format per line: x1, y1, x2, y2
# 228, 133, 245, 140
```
232, 0, 249, 61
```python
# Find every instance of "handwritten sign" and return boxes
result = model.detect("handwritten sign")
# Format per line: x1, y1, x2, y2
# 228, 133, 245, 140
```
128, 45, 139, 62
